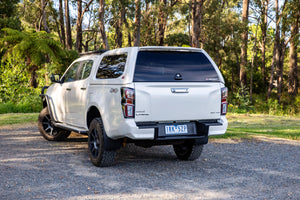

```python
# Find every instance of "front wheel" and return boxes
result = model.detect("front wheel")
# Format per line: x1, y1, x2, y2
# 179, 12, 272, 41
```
38, 107, 71, 141
173, 141, 203, 161
88, 118, 116, 167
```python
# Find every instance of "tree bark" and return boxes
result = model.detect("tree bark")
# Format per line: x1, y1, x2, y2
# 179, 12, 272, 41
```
75, 0, 93, 53
99, 0, 109, 49
157, 0, 167, 46
59, 0, 65, 48
26, 57, 38, 88
41, 0, 50, 33
267, 46, 276, 99
64, 0, 72, 50
288, 1, 299, 96
250, 22, 259, 102
275, 0, 288, 103
76, 0, 83, 52
239, 0, 249, 88
115, 5, 125, 48
124, 15, 132, 47
260, 0, 268, 87
191, 0, 204, 48
133, 0, 141, 46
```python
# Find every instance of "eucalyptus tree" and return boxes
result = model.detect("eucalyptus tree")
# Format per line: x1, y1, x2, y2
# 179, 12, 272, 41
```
240, 0, 249, 89
65, 0, 72, 50
288, 0, 299, 96
75, 0, 94, 52
133, 0, 141, 46
99, 0, 109, 49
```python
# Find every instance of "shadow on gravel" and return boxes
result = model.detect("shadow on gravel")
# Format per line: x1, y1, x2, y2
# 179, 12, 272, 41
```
0, 125, 299, 200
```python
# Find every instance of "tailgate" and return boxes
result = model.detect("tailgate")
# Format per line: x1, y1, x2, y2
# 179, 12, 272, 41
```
134, 82, 221, 122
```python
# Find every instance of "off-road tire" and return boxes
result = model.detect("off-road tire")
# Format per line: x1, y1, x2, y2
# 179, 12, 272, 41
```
38, 107, 71, 141
173, 141, 203, 161
88, 118, 116, 167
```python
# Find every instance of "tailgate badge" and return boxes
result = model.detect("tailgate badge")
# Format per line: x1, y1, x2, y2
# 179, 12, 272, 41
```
174, 73, 183, 80
110, 88, 118, 93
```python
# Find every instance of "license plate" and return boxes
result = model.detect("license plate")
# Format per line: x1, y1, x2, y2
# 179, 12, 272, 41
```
165, 125, 188, 135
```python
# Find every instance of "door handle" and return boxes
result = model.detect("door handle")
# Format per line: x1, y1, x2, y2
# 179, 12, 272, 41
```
171, 88, 189, 93
66, 88, 71, 91
80, 88, 86, 90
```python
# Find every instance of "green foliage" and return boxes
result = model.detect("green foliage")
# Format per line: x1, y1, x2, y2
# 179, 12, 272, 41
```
0, 56, 42, 113
1, 28, 65, 66
0, 0, 19, 18
229, 86, 253, 113
165, 33, 189, 47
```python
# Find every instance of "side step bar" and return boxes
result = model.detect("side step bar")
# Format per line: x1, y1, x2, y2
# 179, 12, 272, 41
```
40, 89, 88, 135
53, 122, 88, 135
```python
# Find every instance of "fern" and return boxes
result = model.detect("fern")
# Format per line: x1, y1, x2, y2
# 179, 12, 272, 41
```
1, 28, 65, 88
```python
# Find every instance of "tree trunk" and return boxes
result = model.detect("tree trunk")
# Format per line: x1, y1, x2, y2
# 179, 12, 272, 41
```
143, 1, 153, 46
65, 0, 72, 50
41, 0, 50, 33
267, 46, 276, 99
115, 5, 125, 48
250, 22, 259, 102
239, 0, 249, 88
99, 0, 109, 49
75, 0, 93, 52
76, 0, 83, 52
191, 0, 203, 48
124, 16, 132, 47
157, 0, 167, 46
288, 1, 299, 96
26, 57, 38, 88
260, 0, 268, 87
133, 0, 141, 46
59, 0, 65, 48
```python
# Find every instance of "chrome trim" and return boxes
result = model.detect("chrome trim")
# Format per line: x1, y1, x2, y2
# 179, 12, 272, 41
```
171, 88, 189, 93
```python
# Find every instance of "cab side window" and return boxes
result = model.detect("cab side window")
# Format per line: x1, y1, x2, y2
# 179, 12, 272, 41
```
96, 54, 127, 79
80, 60, 93, 80
64, 62, 81, 82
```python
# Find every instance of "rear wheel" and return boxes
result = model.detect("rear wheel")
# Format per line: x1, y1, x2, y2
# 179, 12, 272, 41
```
88, 118, 116, 167
38, 107, 71, 141
173, 140, 203, 161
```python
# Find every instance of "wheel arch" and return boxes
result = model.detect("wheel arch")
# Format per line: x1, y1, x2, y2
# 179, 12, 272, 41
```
86, 106, 101, 128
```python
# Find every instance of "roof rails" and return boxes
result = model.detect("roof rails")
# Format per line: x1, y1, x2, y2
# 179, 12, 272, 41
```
79, 49, 108, 57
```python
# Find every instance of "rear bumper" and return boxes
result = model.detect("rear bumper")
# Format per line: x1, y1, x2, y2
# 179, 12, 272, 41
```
208, 115, 228, 136
105, 116, 228, 141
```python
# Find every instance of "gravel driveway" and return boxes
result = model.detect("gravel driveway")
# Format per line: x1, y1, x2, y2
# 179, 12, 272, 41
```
0, 123, 299, 200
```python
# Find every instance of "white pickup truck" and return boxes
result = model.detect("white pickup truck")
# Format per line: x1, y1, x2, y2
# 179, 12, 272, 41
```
38, 46, 228, 167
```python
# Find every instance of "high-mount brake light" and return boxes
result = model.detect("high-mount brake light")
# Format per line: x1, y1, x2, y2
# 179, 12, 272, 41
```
121, 88, 135, 118
221, 87, 228, 115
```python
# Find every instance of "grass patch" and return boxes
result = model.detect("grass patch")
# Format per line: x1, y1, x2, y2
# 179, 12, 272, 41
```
0, 113, 38, 126
212, 113, 300, 140
0, 113, 299, 141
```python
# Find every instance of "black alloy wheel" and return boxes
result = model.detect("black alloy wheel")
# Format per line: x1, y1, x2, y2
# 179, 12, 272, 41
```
38, 107, 71, 141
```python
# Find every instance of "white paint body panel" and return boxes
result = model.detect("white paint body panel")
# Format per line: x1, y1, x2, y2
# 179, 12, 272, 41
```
46, 47, 228, 140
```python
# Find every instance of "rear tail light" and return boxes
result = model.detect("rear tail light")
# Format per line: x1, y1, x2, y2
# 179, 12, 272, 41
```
221, 87, 228, 115
121, 87, 135, 118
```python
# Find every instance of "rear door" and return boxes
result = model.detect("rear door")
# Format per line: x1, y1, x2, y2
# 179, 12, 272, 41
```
133, 51, 222, 122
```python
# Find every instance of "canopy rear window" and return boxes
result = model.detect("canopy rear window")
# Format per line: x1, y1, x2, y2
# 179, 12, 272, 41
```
133, 51, 219, 82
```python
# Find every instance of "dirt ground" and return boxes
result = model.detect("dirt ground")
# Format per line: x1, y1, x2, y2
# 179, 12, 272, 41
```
0, 123, 299, 200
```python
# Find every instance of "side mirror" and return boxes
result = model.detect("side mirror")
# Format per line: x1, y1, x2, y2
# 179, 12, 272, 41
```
50, 74, 61, 83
